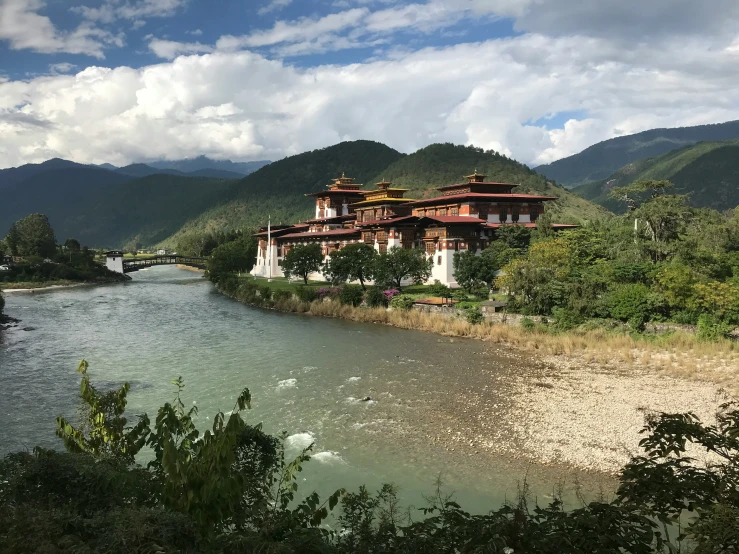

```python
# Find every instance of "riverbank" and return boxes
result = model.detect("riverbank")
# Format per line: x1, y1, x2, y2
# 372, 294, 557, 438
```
216, 283, 736, 476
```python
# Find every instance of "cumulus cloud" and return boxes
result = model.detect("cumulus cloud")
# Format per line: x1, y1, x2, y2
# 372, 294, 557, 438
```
3, 28, 739, 168
0, 0, 124, 57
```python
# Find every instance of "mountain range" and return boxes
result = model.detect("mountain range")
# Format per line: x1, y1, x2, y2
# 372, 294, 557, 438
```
571, 140, 739, 213
0, 141, 608, 249
535, 119, 739, 188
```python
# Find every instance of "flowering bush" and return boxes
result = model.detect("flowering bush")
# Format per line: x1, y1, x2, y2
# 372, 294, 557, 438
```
383, 289, 401, 301
316, 287, 340, 300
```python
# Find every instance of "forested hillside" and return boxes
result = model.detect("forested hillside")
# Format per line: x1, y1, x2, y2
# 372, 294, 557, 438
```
0, 166, 134, 237
60, 174, 235, 248
367, 144, 609, 222
536, 120, 739, 187
572, 140, 739, 213
160, 140, 404, 245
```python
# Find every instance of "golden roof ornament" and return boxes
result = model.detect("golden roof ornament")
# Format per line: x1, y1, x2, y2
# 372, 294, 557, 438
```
464, 169, 486, 183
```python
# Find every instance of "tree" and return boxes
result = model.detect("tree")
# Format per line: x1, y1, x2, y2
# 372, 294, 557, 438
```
497, 238, 574, 314
177, 233, 210, 257
610, 180, 693, 262
323, 243, 377, 290
207, 238, 256, 284
453, 251, 489, 292
282, 243, 323, 284
496, 224, 532, 249
64, 238, 81, 253
373, 247, 432, 290
5, 214, 56, 258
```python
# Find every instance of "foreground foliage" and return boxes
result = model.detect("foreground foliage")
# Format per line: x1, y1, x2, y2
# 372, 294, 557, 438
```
1, 361, 737, 552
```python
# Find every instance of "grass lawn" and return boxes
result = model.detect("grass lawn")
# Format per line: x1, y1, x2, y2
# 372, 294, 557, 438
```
242, 276, 437, 296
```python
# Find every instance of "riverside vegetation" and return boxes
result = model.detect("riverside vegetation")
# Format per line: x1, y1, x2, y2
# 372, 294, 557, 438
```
0, 360, 736, 552
0, 214, 127, 289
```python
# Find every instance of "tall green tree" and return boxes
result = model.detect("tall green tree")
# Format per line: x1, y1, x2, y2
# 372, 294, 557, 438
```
323, 243, 377, 289
373, 247, 432, 290
610, 180, 693, 262
5, 214, 57, 258
207, 238, 256, 284
282, 243, 323, 285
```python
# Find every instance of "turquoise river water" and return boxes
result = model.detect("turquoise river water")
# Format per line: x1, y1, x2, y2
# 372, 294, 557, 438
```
0, 266, 605, 514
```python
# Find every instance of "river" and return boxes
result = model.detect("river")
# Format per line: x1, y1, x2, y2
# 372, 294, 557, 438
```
0, 266, 609, 513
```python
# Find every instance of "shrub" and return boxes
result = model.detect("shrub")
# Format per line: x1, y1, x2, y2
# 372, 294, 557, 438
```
452, 290, 469, 302
389, 294, 414, 310
339, 285, 364, 307
273, 289, 292, 302
316, 287, 340, 301
383, 289, 400, 301
551, 307, 583, 330
239, 280, 258, 301
606, 283, 652, 323
295, 286, 317, 303
462, 305, 484, 324
364, 286, 386, 308
520, 318, 535, 331
259, 286, 272, 301
671, 309, 700, 325
696, 314, 733, 342
428, 280, 451, 297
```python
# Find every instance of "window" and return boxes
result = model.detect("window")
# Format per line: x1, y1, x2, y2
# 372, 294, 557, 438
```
511, 205, 520, 223
499, 206, 508, 223
425, 241, 436, 255
277, 259, 282, 266
439, 208, 447, 216
356, 211, 363, 222
437, 255, 442, 265
530, 206, 540, 221
428, 209, 436, 216
451, 206, 459, 216
379, 243, 387, 254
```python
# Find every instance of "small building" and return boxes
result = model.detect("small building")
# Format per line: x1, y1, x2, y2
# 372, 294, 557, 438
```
105, 250, 124, 273
156, 248, 169, 256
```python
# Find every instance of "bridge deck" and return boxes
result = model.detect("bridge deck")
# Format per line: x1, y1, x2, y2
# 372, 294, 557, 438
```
123, 255, 207, 273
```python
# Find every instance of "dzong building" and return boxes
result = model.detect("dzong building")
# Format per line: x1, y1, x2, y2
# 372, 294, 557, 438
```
251, 171, 576, 287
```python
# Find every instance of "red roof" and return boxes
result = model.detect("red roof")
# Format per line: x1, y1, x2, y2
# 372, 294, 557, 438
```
407, 193, 557, 206
279, 228, 361, 239
419, 216, 487, 224
305, 189, 366, 196
437, 182, 519, 190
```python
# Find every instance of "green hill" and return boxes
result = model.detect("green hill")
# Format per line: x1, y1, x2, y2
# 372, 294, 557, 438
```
60, 174, 236, 249
0, 166, 134, 238
159, 140, 405, 244
535, 120, 739, 188
571, 140, 739, 213
366, 143, 609, 223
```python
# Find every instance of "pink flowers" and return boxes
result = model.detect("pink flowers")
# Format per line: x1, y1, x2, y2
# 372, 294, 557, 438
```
316, 287, 340, 299
383, 289, 400, 301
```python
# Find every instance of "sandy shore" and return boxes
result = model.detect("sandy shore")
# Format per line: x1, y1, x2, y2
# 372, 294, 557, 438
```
176, 264, 205, 273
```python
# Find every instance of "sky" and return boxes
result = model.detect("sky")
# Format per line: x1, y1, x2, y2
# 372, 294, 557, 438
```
1, 0, 739, 169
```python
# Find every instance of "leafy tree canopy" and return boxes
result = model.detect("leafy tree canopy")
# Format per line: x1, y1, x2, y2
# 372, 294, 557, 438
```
373, 247, 432, 290
323, 243, 377, 290
5, 213, 56, 258
282, 243, 324, 285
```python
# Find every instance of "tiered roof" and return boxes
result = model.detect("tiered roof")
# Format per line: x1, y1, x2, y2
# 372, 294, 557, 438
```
305, 173, 366, 197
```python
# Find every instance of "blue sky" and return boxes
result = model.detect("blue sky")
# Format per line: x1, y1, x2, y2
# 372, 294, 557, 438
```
1, 0, 738, 168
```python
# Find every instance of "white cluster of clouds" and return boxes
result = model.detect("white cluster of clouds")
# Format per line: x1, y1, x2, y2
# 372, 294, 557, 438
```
0, 0, 738, 168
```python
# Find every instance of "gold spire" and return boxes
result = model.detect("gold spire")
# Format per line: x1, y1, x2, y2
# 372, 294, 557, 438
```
464, 169, 486, 183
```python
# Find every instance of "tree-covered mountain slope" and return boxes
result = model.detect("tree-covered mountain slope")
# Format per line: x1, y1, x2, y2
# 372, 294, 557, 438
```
571, 140, 739, 213
159, 140, 405, 244
58, 174, 236, 248
367, 144, 609, 222
0, 166, 134, 238
535, 120, 739, 188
